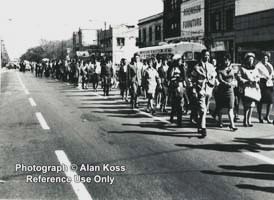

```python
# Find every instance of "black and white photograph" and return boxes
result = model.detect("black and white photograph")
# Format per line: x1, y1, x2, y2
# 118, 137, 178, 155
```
1, 0, 274, 199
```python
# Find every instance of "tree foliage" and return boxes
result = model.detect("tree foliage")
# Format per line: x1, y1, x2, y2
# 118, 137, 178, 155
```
20, 39, 72, 62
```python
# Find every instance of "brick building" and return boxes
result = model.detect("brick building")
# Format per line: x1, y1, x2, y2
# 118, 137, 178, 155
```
205, 0, 236, 62
235, 0, 274, 63
138, 13, 163, 48
163, 0, 181, 41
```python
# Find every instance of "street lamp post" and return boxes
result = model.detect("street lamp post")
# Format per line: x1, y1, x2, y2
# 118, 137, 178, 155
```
104, 21, 106, 56
0, 38, 2, 68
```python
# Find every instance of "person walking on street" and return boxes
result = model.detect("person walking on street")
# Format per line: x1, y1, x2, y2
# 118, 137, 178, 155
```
118, 58, 130, 101
215, 53, 238, 131
129, 53, 144, 109
169, 55, 185, 127
256, 52, 274, 124
192, 49, 217, 137
237, 52, 261, 127
143, 58, 161, 115
157, 57, 170, 112
101, 57, 113, 96
81, 61, 89, 89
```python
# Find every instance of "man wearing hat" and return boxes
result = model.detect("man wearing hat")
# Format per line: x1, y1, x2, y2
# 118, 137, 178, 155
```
192, 49, 217, 137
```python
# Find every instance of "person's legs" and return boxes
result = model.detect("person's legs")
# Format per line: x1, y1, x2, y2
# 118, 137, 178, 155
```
257, 102, 263, 122
170, 98, 175, 123
228, 108, 237, 130
265, 104, 273, 123
177, 97, 183, 126
103, 77, 106, 95
198, 96, 206, 129
247, 107, 254, 126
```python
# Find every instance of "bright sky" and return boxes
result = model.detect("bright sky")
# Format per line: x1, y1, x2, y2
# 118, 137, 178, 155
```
0, 0, 163, 59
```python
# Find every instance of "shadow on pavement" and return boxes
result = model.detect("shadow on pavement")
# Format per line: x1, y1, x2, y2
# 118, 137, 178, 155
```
233, 137, 274, 146
109, 130, 201, 138
175, 143, 274, 153
200, 164, 274, 193
236, 184, 274, 193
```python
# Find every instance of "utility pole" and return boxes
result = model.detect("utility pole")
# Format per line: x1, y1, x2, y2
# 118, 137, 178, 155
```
104, 21, 106, 56
61, 40, 64, 60
0, 38, 2, 68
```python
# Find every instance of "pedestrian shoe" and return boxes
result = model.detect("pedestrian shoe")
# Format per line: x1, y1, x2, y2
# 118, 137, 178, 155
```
264, 117, 272, 124
191, 119, 198, 125
217, 122, 224, 128
229, 125, 238, 132
198, 128, 207, 138
248, 123, 254, 127
258, 118, 264, 123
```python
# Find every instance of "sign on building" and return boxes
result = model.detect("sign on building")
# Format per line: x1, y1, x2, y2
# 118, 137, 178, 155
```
82, 29, 98, 46
181, 0, 204, 39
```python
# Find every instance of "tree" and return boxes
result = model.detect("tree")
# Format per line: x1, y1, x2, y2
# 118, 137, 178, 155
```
20, 38, 72, 61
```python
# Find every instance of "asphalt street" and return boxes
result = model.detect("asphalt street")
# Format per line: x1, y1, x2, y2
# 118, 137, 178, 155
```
0, 68, 274, 200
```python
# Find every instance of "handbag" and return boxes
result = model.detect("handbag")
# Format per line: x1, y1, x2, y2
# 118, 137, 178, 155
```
244, 85, 261, 102
266, 79, 274, 87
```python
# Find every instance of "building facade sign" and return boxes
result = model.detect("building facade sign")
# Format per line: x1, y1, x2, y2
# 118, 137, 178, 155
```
81, 29, 98, 46
181, 0, 204, 38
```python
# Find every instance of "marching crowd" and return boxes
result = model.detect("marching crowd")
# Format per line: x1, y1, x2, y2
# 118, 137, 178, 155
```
23, 49, 274, 138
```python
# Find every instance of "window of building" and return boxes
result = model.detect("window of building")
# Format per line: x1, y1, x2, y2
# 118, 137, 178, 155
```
210, 12, 221, 32
171, 0, 177, 10
226, 8, 234, 31
155, 25, 161, 41
143, 28, 146, 43
117, 37, 125, 46
149, 27, 153, 42
139, 29, 142, 45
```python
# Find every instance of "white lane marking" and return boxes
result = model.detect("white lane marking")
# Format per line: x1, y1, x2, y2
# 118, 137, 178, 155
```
36, 112, 50, 130
244, 152, 274, 164
24, 88, 30, 95
28, 97, 37, 107
55, 150, 93, 200
16, 72, 25, 88
16, 71, 30, 94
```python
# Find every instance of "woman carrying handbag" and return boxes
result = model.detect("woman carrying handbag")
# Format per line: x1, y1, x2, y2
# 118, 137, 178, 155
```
237, 52, 261, 127
256, 52, 274, 124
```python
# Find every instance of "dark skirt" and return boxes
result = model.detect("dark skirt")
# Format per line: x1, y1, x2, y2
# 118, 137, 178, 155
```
216, 84, 235, 109
259, 79, 273, 104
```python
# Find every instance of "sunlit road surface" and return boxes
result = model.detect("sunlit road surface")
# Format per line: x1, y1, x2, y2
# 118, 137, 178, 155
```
0, 68, 274, 200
